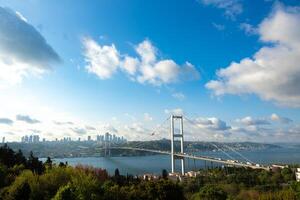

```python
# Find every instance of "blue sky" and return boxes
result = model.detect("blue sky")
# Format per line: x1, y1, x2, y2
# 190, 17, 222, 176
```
0, 0, 299, 142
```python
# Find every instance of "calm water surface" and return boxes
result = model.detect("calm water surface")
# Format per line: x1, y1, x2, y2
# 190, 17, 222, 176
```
47, 147, 300, 175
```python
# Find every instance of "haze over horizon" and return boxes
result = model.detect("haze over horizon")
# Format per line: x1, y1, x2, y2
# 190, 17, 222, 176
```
0, 0, 300, 143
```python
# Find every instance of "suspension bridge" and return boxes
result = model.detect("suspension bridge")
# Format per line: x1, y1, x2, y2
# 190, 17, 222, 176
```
102, 115, 271, 175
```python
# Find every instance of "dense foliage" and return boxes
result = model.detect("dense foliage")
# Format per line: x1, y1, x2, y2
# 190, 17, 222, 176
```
0, 145, 300, 200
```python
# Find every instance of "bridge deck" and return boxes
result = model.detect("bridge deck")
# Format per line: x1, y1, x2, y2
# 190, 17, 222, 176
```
107, 147, 270, 171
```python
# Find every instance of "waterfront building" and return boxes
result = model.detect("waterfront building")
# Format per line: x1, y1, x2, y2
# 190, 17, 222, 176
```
185, 171, 199, 178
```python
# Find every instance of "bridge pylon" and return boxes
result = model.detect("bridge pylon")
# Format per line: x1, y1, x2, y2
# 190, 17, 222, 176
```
170, 115, 185, 175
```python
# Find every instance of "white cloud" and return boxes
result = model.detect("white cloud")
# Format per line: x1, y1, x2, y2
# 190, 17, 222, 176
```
0, 7, 60, 88
137, 59, 180, 85
0, 118, 13, 125
16, 114, 41, 124
199, 0, 243, 19
206, 4, 300, 107
236, 116, 270, 126
270, 113, 292, 124
136, 39, 157, 64
82, 38, 200, 86
70, 127, 87, 135
121, 56, 139, 75
82, 37, 120, 79
193, 117, 231, 131
184, 115, 300, 142
123, 122, 152, 140
164, 108, 184, 116
239, 23, 258, 35
172, 92, 185, 101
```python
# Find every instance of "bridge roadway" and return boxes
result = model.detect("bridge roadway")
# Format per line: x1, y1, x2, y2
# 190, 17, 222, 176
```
107, 147, 270, 171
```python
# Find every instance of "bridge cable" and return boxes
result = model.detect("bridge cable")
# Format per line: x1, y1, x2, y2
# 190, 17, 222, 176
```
210, 142, 236, 161
183, 116, 239, 161
185, 115, 254, 164
128, 116, 171, 150
221, 144, 254, 164
150, 116, 171, 136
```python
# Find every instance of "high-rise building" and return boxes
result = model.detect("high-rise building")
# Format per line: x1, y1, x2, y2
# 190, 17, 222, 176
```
2, 137, 5, 143
21, 135, 41, 143
105, 132, 110, 142
87, 135, 91, 141
33, 135, 39, 143
29, 135, 33, 143
95, 133, 126, 145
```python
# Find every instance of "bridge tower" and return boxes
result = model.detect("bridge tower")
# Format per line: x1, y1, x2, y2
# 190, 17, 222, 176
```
170, 115, 185, 175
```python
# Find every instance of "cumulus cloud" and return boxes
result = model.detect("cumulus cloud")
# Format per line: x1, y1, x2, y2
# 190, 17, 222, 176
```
82, 37, 120, 79
0, 7, 60, 88
193, 117, 231, 131
16, 114, 40, 124
82, 38, 200, 86
236, 116, 270, 126
206, 4, 300, 107
135, 39, 157, 64
270, 113, 292, 124
121, 56, 139, 75
0, 118, 13, 125
199, 0, 243, 19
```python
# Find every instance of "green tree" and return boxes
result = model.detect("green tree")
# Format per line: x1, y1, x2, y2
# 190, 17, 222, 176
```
281, 168, 295, 182
3, 178, 31, 200
162, 169, 168, 179
27, 151, 44, 174
0, 164, 8, 188
52, 183, 77, 200
114, 168, 120, 177
0, 144, 17, 168
197, 185, 227, 200
156, 180, 185, 200
45, 157, 53, 168
15, 150, 27, 166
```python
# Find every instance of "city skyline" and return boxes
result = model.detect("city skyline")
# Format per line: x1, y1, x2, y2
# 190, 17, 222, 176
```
19, 132, 127, 143
0, 0, 300, 143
